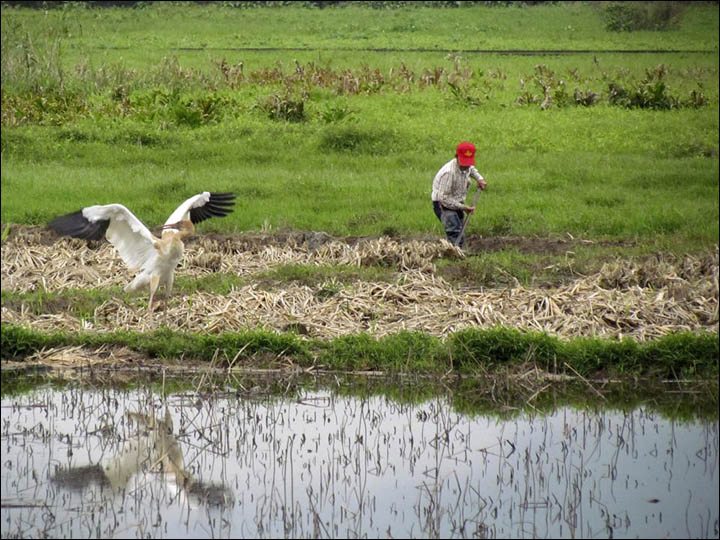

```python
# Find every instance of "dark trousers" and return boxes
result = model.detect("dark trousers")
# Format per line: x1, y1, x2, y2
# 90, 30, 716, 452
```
433, 201, 465, 247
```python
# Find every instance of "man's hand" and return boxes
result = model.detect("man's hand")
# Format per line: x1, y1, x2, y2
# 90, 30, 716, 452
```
477, 179, 487, 190
463, 205, 475, 214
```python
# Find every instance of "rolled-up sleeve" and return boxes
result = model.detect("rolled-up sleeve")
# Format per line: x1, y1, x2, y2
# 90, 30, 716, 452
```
470, 166, 484, 182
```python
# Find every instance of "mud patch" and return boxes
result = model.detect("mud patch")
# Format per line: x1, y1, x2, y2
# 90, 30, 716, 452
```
15, 224, 628, 256
465, 235, 631, 255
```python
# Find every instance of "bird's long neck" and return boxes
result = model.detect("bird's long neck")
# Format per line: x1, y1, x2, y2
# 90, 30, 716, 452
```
155, 220, 193, 259
161, 219, 194, 240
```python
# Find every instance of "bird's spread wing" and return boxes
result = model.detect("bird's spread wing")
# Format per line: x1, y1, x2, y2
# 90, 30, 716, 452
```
48, 210, 110, 241
163, 192, 235, 232
49, 204, 158, 272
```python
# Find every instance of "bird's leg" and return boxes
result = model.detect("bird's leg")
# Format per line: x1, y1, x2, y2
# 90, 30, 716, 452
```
164, 275, 174, 326
148, 275, 160, 316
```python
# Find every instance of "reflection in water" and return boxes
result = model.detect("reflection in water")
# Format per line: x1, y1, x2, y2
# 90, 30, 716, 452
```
1, 384, 718, 539
50, 405, 233, 507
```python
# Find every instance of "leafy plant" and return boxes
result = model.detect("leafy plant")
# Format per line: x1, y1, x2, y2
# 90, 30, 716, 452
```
256, 91, 307, 122
607, 65, 684, 110
320, 102, 356, 124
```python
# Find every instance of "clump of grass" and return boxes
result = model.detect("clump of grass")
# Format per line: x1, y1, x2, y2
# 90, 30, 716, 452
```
3, 324, 716, 380
174, 272, 244, 295
437, 255, 528, 288
255, 263, 395, 289
449, 327, 560, 371
81, 326, 311, 364
1, 324, 69, 360
1, 288, 120, 321
313, 331, 444, 372
319, 125, 398, 154
319, 101, 356, 124
449, 327, 718, 378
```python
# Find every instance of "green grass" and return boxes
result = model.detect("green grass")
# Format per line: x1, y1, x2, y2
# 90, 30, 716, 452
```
1, 288, 123, 320
255, 263, 396, 289
174, 272, 244, 294
2, 323, 717, 381
2, 3, 717, 62
2, 103, 717, 252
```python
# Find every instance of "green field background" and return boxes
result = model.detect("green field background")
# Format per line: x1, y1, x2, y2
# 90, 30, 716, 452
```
2, 1, 718, 252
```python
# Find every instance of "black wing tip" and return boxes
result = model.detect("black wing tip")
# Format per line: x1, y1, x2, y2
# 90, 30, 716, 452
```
208, 192, 236, 203
190, 192, 236, 224
48, 210, 109, 241
48, 210, 85, 234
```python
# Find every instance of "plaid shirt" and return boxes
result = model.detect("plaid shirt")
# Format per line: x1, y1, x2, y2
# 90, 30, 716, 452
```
431, 158, 484, 210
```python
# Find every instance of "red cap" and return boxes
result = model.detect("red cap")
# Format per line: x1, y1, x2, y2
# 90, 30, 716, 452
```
456, 142, 476, 166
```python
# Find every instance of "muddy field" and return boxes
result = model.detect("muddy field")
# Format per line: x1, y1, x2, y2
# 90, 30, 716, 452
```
1, 226, 717, 341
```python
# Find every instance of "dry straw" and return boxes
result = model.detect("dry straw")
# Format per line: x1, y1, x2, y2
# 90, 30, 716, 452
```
2, 227, 717, 341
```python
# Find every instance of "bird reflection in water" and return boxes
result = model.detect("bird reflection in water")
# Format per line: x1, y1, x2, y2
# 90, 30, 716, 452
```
51, 404, 234, 508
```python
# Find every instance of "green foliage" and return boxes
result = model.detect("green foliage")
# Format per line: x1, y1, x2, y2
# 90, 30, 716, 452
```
1, 288, 119, 320
447, 328, 718, 378
81, 326, 310, 362
562, 337, 641, 375
607, 64, 707, 110
3, 2, 717, 62
0, 5, 717, 256
2, 53, 715, 126
319, 102, 356, 124
516, 64, 602, 109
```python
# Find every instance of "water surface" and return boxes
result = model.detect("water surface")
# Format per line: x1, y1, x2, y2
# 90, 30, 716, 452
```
1, 381, 718, 538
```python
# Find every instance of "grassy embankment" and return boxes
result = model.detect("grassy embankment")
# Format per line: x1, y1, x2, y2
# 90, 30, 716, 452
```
1, 2, 718, 376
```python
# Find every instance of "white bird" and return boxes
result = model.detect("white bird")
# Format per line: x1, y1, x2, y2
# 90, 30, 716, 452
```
49, 191, 235, 317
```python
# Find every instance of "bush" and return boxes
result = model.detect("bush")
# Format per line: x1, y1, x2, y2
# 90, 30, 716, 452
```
606, 65, 696, 110
603, 2, 686, 32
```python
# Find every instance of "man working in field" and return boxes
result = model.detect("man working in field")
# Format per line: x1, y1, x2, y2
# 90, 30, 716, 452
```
431, 141, 487, 248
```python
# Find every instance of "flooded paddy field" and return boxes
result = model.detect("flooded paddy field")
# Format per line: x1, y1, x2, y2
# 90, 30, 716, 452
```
1, 369, 717, 539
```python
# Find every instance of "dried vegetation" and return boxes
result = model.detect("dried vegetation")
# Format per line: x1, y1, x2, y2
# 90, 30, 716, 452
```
2, 226, 717, 341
